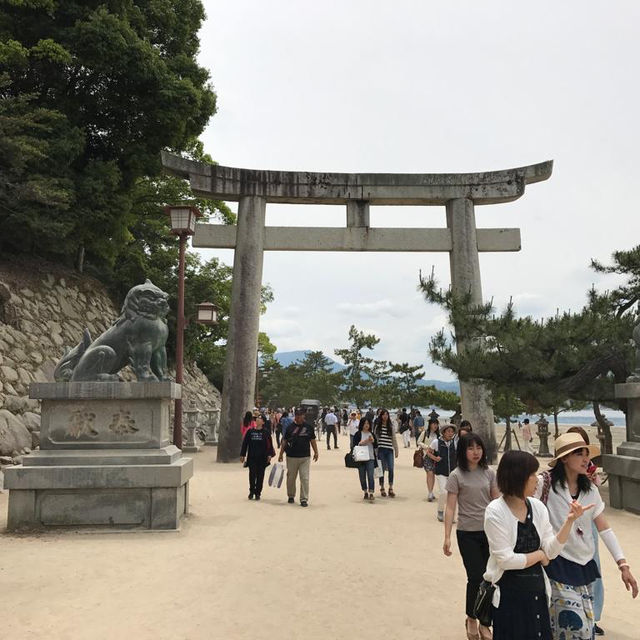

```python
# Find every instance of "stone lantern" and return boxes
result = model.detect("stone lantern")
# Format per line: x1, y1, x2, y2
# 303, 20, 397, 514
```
536, 416, 552, 457
204, 407, 221, 446
182, 401, 202, 453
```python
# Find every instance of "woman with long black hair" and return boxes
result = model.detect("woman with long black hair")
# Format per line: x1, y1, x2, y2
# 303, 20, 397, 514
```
352, 417, 377, 501
443, 433, 500, 639
240, 414, 275, 500
374, 408, 398, 497
241, 410, 255, 438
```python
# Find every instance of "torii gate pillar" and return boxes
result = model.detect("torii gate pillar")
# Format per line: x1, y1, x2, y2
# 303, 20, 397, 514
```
217, 195, 266, 463
447, 197, 496, 456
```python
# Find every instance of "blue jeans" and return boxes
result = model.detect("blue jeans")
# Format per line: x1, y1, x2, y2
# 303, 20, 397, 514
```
592, 521, 604, 621
358, 459, 375, 491
377, 447, 395, 486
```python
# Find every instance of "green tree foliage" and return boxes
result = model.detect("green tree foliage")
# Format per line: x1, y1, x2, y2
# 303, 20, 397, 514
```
387, 362, 425, 408
0, 0, 216, 271
420, 386, 461, 413
335, 325, 380, 407
0, 73, 82, 250
419, 248, 639, 453
258, 351, 344, 409
591, 246, 640, 316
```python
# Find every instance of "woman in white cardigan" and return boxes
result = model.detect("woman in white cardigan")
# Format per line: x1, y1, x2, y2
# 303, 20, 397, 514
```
484, 451, 588, 640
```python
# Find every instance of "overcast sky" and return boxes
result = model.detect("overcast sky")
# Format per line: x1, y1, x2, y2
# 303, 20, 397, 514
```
194, 1, 639, 380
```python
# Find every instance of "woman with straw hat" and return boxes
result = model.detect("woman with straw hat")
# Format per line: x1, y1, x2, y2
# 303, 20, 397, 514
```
535, 431, 638, 639
484, 450, 587, 640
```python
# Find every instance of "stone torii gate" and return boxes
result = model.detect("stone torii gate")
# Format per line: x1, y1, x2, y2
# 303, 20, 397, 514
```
162, 152, 552, 462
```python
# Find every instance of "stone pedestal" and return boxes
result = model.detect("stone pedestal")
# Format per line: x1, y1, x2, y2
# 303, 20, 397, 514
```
602, 382, 640, 514
4, 382, 193, 531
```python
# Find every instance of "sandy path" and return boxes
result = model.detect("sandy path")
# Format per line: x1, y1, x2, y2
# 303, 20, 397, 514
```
1, 431, 638, 640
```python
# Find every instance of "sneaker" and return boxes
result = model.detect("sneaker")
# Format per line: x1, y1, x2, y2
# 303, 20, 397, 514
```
363, 492, 369, 500
427, 493, 435, 502
368, 494, 375, 502
287, 497, 295, 504
594, 624, 604, 636
255, 495, 261, 501
300, 500, 308, 507
248, 493, 254, 500
437, 511, 444, 522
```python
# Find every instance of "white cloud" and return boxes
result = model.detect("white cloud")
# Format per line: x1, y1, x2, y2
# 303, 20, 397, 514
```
336, 299, 402, 318
259, 318, 302, 339
195, 1, 640, 383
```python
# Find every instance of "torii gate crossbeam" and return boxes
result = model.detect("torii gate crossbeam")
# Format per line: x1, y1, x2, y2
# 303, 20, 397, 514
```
162, 152, 553, 461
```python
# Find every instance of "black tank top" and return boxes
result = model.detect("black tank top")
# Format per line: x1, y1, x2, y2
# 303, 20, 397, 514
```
498, 499, 545, 592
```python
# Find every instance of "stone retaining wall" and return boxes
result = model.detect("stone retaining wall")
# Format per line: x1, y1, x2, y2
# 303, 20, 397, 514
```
0, 258, 221, 466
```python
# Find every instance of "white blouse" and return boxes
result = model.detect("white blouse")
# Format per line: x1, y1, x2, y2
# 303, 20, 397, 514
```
483, 496, 564, 606
534, 474, 605, 566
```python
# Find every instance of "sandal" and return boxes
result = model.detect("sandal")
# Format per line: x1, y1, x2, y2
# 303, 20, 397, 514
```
388, 488, 395, 497
478, 624, 492, 640
380, 488, 387, 497
368, 494, 375, 501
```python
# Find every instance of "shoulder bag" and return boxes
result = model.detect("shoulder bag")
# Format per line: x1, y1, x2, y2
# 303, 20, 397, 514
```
344, 451, 359, 469
472, 580, 495, 627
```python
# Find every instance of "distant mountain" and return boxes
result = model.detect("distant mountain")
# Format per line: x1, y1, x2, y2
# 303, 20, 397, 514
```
419, 379, 460, 393
270, 350, 459, 393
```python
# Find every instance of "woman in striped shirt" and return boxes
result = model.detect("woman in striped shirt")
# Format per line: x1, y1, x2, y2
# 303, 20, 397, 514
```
374, 408, 399, 497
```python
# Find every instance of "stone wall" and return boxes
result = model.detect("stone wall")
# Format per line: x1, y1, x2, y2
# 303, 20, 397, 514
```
0, 258, 221, 466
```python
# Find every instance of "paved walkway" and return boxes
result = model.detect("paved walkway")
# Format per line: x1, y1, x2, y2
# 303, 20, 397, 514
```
1, 432, 638, 639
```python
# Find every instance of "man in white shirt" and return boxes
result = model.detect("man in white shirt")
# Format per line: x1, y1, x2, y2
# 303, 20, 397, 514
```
324, 408, 339, 450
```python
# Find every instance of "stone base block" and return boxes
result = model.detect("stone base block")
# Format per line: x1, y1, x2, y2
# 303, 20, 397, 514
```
182, 444, 201, 453
21, 445, 182, 467
602, 452, 640, 514
4, 456, 192, 531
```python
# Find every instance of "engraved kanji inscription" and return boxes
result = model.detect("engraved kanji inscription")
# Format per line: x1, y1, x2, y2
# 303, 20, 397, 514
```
66, 409, 98, 438
109, 410, 139, 436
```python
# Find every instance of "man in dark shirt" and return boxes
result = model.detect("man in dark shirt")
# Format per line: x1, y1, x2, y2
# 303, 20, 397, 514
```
278, 407, 319, 507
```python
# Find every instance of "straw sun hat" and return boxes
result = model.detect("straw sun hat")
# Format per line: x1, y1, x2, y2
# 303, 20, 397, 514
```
547, 432, 601, 468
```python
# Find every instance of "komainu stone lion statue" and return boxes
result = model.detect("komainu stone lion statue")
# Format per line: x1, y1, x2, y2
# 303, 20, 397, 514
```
54, 280, 171, 382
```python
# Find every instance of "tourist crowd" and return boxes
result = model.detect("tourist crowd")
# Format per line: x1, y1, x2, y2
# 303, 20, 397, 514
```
237, 406, 637, 639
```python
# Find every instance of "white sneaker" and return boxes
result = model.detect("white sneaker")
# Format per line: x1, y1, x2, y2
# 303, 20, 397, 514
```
427, 493, 435, 502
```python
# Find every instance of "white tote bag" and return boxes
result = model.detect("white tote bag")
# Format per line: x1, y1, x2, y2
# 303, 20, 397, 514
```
268, 462, 285, 488
373, 460, 384, 478
352, 445, 371, 462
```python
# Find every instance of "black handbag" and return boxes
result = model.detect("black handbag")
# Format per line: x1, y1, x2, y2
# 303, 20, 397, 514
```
472, 580, 495, 628
344, 451, 358, 469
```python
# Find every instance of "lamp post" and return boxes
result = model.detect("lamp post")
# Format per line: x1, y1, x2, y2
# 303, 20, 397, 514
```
166, 204, 201, 449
